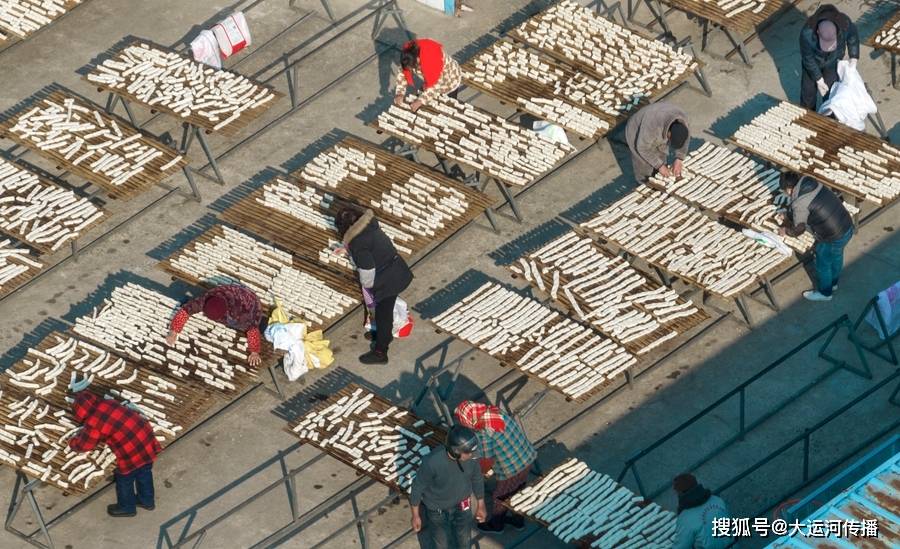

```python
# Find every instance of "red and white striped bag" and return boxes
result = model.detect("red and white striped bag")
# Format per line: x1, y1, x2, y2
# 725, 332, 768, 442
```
213, 12, 251, 58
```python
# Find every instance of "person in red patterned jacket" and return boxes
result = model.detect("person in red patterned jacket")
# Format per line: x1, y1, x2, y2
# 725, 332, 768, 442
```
69, 392, 161, 517
393, 38, 462, 112
165, 284, 263, 366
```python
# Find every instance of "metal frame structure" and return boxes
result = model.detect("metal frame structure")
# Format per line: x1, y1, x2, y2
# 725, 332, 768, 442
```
625, 0, 802, 66
3, 381, 264, 549
156, 441, 400, 549
716, 367, 900, 520
617, 314, 872, 499
852, 293, 899, 366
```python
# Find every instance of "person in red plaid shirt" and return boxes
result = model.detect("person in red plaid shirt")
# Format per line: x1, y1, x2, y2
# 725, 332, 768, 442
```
454, 400, 536, 535
69, 392, 161, 517
165, 284, 263, 366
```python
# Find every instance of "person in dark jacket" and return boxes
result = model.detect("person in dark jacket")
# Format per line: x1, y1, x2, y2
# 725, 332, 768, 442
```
335, 207, 413, 364
799, 4, 859, 110
672, 473, 732, 549
624, 101, 690, 183
778, 172, 854, 302
69, 392, 161, 517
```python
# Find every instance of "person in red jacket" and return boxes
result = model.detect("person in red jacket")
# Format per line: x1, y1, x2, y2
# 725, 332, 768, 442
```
165, 284, 263, 366
394, 38, 462, 112
69, 392, 161, 517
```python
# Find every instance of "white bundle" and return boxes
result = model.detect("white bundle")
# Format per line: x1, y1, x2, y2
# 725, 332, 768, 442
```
699, 0, 769, 18
72, 282, 254, 392
168, 225, 357, 325
0, 392, 113, 492
511, 231, 702, 354
732, 101, 900, 205
7, 96, 182, 187
0, 158, 103, 250
513, 1, 696, 105
0, 0, 82, 42
375, 96, 573, 187
873, 18, 900, 49
463, 41, 611, 138
432, 282, 637, 399
581, 187, 788, 297
508, 458, 677, 546
0, 238, 41, 288
291, 388, 437, 492
86, 42, 277, 131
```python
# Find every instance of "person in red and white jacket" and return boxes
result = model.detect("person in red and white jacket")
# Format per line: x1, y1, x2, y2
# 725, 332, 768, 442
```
164, 284, 263, 366
394, 38, 462, 112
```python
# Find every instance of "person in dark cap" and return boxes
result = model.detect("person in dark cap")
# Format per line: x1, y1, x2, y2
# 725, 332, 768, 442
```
672, 473, 732, 549
624, 101, 690, 183
165, 284, 263, 366
777, 171, 853, 302
799, 4, 859, 110
409, 425, 486, 549
334, 206, 413, 365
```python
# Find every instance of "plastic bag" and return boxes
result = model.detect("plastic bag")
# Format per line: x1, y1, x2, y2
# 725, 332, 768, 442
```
865, 281, 900, 340
364, 297, 414, 338
191, 30, 222, 69
265, 298, 334, 380
819, 60, 877, 132
532, 120, 570, 147
213, 12, 251, 58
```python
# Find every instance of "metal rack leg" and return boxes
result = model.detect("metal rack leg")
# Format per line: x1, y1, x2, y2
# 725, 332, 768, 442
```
268, 363, 286, 400
194, 127, 226, 185
760, 277, 780, 311
644, 0, 672, 35
722, 26, 752, 66
494, 179, 523, 222
734, 294, 754, 327
467, 173, 498, 232
320, 0, 336, 22
182, 167, 202, 202
700, 18, 710, 51
5, 474, 54, 549
892, 52, 898, 89
119, 98, 140, 127
372, 0, 410, 39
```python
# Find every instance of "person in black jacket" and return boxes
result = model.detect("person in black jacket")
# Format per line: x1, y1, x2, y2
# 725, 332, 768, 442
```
336, 207, 413, 364
799, 4, 859, 110
778, 172, 854, 302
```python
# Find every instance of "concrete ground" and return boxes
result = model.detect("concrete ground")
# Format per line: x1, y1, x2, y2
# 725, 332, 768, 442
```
0, 0, 897, 547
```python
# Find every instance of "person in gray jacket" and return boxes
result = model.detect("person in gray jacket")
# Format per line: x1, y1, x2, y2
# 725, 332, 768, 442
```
624, 101, 690, 183
778, 172, 854, 302
672, 473, 732, 549
410, 426, 486, 549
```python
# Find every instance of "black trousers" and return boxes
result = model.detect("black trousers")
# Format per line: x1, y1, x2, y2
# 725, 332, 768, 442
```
800, 62, 839, 110
374, 294, 397, 354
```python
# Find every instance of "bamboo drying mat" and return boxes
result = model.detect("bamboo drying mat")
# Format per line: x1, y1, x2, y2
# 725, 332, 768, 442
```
0, 157, 105, 254
460, 40, 614, 139
508, 233, 709, 355
0, 0, 86, 50
866, 9, 900, 53
285, 384, 446, 494
658, 0, 787, 34
506, 3, 701, 108
0, 384, 111, 494
6, 331, 217, 445
158, 223, 360, 332
85, 37, 282, 137
0, 89, 186, 200
0, 242, 42, 299
728, 100, 900, 206
291, 135, 495, 244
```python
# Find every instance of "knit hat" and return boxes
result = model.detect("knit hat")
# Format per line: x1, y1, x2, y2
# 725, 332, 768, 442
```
817, 20, 838, 52
669, 121, 688, 149
673, 473, 697, 494
203, 295, 227, 321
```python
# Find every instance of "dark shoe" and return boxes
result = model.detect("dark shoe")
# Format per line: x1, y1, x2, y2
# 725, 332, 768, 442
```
364, 331, 375, 341
137, 502, 155, 511
358, 350, 388, 364
477, 519, 505, 535
505, 514, 526, 530
107, 505, 136, 517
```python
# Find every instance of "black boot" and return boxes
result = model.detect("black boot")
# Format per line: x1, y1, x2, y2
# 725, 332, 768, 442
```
358, 350, 388, 364
107, 505, 136, 517
476, 515, 505, 535
505, 513, 525, 530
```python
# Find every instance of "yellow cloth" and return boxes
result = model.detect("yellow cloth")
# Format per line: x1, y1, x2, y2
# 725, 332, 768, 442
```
268, 298, 333, 370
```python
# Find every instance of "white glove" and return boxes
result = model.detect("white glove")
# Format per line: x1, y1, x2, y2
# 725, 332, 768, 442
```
816, 78, 829, 97
848, 58, 858, 70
